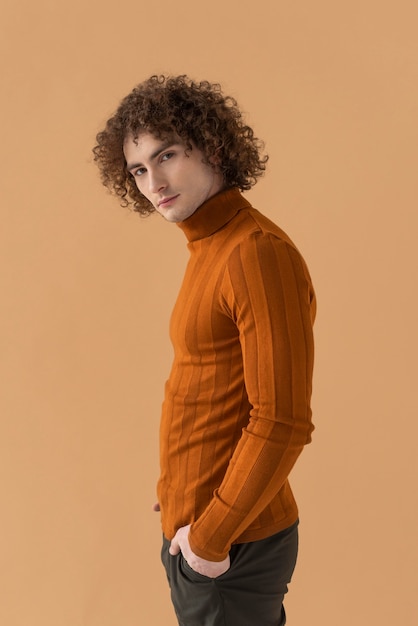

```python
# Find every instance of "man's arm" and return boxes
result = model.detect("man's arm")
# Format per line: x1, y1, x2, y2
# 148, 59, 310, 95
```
186, 233, 316, 562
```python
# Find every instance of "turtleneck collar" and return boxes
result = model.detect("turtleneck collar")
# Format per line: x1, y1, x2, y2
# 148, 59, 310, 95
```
176, 187, 251, 242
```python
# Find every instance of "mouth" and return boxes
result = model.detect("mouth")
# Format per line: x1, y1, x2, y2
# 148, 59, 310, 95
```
158, 194, 179, 208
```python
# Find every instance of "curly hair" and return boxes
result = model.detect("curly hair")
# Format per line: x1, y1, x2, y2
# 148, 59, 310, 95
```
92, 75, 268, 216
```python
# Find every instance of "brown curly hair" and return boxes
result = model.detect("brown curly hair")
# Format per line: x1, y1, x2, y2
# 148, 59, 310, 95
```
92, 75, 268, 216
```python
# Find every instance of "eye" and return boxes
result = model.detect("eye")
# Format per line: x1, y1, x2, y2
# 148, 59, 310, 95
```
134, 167, 146, 177
161, 151, 174, 162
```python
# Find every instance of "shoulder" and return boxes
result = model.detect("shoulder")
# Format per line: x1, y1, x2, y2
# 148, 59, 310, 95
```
225, 209, 314, 292
228, 207, 303, 263
242, 207, 299, 248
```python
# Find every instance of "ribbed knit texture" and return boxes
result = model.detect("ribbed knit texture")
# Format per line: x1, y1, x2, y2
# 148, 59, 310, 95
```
157, 188, 316, 561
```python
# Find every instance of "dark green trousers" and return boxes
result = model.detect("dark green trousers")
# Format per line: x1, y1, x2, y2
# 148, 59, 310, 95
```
161, 520, 299, 626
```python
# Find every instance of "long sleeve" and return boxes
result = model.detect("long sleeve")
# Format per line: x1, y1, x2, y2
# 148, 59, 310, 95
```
188, 233, 315, 560
157, 188, 316, 561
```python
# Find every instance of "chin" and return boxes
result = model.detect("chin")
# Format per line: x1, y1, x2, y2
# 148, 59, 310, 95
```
162, 213, 182, 223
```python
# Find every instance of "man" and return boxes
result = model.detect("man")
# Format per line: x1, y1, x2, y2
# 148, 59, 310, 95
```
93, 75, 316, 625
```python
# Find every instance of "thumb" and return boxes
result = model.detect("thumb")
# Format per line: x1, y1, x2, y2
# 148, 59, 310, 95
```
169, 535, 180, 556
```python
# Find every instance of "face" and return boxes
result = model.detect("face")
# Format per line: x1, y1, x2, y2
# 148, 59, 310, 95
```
123, 131, 224, 222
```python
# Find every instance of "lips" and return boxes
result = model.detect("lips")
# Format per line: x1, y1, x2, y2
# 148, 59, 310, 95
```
158, 194, 179, 207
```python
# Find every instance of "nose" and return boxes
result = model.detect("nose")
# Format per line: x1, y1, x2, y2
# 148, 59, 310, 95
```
148, 168, 167, 194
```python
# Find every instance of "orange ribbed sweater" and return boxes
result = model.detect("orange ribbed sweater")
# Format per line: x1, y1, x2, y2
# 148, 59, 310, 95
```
157, 188, 316, 561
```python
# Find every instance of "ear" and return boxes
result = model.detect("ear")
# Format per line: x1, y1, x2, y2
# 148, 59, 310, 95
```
209, 148, 222, 166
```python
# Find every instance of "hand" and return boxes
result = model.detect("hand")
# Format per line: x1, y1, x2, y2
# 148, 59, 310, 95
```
169, 524, 230, 578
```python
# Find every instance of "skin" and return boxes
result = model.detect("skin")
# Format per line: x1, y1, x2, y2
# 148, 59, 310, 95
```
152, 503, 230, 578
123, 131, 225, 223
125, 131, 229, 577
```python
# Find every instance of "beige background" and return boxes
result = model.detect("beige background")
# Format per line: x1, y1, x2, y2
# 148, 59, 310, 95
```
1, 1, 417, 624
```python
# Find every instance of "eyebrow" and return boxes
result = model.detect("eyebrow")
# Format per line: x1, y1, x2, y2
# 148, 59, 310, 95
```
126, 139, 178, 173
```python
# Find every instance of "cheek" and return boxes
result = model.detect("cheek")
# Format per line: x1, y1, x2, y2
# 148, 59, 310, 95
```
134, 178, 148, 196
